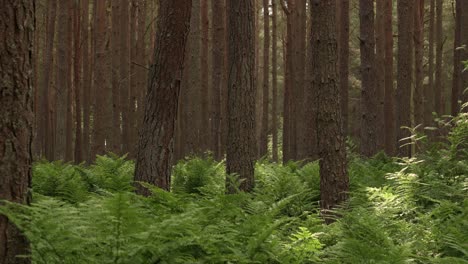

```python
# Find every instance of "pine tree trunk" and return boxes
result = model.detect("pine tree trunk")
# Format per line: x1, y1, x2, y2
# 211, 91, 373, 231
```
226, 0, 257, 192
92, 0, 112, 157
111, 0, 121, 154
359, 0, 378, 157
271, 0, 279, 162
414, 0, 424, 128
425, 0, 435, 124
200, 0, 210, 152
120, 1, 131, 154
375, 0, 385, 150
210, 0, 227, 160
74, 0, 83, 163
396, 0, 414, 157
42, 0, 57, 161
55, 0, 70, 160
434, 0, 443, 115
129, 0, 138, 158
452, 0, 461, 116
134, 0, 192, 195
384, 0, 396, 155
310, 0, 348, 221
338, 0, 349, 138
0, 1, 34, 262
259, 0, 270, 158
282, 3, 292, 163
461, 0, 468, 107
82, 0, 91, 162
65, 1, 74, 162
136, 0, 147, 129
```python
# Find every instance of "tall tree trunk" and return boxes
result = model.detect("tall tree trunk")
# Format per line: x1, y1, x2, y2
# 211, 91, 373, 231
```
92, 0, 112, 157
425, 0, 435, 124
136, 0, 147, 128
82, 0, 91, 162
282, 2, 292, 163
111, 0, 121, 154
200, 0, 210, 152
338, 0, 349, 138
434, 0, 443, 115
396, 0, 414, 157
42, 0, 57, 161
271, 0, 279, 162
384, 0, 396, 155
452, 0, 461, 115
226, 0, 257, 192
129, 0, 138, 158
310, 0, 348, 221
0, 1, 34, 262
461, 0, 468, 107
414, 0, 424, 128
134, 0, 192, 195
55, 0, 70, 160
65, 0, 74, 162
375, 0, 385, 150
210, 0, 227, 160
259, 0, 270, 158
359, 0, 378, 157
120, 1, 131, 154
74, 0, 83, 163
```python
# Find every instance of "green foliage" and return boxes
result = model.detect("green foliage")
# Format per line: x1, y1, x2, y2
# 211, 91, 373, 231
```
1, 112, 467, 263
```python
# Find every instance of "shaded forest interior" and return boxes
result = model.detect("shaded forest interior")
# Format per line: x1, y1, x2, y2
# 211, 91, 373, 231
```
0, 0, 467, 263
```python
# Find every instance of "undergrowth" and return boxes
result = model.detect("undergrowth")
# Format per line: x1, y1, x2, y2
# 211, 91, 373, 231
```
1, 113, 467, 263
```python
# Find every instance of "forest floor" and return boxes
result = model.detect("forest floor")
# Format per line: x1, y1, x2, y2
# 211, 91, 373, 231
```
2, 113, 467, 263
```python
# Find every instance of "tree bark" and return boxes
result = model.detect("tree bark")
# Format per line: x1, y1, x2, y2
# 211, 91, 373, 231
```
384, 0, 396, 155
414, 0, 424, 128
120, 1, 131, 154
434, 0, 443, 115
359, 0, 378, 157
55, 0, 70, 160
226, 0, 257, 192
259, 0, 270, 158
338, 0, 349, 139
210, 0, 227, 160
200, 0, 210, 152
134, 0, 192, 195
82, 0, 91, 162
461, 0, 468, 107
42, 0, 57, 161
65, 0, 74, 162
310, 0, 348, 221
452, 0, 461, 116
111, 0, 121, 154
74, 0, 83, 163
0, 1, 34, 262
271, 0, 279, 162
92, 0, 112, 157
375, 0, 385, 151
425, 0, 435, 124
396, 0, 414, 157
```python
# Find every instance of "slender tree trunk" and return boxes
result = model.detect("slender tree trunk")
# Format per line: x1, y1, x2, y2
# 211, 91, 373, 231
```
434, 0, 443, 115
120, 1, 131, 154
452, 0, 461, 115
136, 0, 147, 128
271, 0, 279, 162
74, 0, 83, 163
461, 0, 468, 107
65, 0, 74, 162
210, 0, 227, 160
396, 0, 414, 157
338, 0, 349, 138
0, 1, 34, 263
92, 0, 112, 157
129, 0, 138, 158
282, 3, 292, 163
384, 0, 396, 155
134, 0, 192, 195
42, 0, 57, 161
310, 0, 348, 221
259, 0, 270, 158
359, 0, 378, 157
226, 0, 257, 192
414, 0, 424, 128
111, 0, 121, 154
375, 0, 385, 151
425, 0, 435, 124
82, 0, 91, 162
200, 0, 210, 152
55, 0, 70, 160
